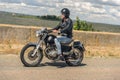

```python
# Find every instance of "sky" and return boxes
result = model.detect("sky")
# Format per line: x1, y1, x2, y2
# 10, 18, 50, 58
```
0, 0, 120, 25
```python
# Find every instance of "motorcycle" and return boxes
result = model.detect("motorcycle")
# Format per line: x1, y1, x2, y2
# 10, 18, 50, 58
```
20, 28, 85, 67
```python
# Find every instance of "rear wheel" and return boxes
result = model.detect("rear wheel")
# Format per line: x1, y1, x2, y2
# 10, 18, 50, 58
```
65, 48, 84, 66
20, 43, 43, 67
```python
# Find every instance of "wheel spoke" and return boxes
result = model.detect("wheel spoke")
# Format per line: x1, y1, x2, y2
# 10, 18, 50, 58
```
20, 44, 43, 67
66, 48, 83, 66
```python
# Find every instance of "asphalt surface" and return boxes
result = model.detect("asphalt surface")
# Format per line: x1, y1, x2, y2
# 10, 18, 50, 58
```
0, 54, 120, 80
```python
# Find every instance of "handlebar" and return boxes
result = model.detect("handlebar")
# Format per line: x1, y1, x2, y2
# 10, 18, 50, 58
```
47, 29, 67, 36
42, 28, 67, 36
46, 30, 53, 33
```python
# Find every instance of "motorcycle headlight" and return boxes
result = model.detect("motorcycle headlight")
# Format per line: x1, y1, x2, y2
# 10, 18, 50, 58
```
36, 31, 40, 37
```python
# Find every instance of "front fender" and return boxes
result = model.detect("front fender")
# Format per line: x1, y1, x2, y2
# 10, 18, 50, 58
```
25, 42, 43, 52
28, 42, 37, 46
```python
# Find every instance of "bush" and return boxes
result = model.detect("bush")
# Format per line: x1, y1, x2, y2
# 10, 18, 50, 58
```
74, 17, 94, 31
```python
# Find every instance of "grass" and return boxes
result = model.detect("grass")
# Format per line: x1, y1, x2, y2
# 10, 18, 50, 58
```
0, 11, 120, 33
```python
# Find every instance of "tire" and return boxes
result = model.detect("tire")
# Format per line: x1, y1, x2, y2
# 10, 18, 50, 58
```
65, 48, 84, 66
20, 43, 43, 67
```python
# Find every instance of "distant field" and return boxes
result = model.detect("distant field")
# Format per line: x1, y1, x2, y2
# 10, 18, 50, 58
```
0, 11, 59, 28
91, 23, 120, 33
0, 11, 120, 33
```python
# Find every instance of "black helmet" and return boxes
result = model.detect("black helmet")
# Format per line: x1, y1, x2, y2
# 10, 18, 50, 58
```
61, 8, 70, 18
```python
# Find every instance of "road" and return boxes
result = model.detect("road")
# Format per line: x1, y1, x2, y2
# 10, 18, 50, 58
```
0, 54, 120, 80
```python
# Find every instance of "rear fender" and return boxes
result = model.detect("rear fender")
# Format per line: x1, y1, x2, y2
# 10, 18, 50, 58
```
73, 41, 85, 52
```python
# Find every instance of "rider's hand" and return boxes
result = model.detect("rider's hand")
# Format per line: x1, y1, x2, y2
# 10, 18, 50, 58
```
53, 30, 58, 33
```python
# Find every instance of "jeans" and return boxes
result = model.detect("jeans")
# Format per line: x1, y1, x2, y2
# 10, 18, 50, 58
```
54, 36, 72, 55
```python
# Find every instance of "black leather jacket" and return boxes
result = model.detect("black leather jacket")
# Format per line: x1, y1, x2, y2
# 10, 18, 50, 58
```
52, 18, 73, 38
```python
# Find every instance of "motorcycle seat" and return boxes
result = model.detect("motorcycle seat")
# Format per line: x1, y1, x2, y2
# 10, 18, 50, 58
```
61, 39, 73, 44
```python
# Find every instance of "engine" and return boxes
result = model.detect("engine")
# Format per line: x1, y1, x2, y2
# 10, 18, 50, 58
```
44, 47, 58, 60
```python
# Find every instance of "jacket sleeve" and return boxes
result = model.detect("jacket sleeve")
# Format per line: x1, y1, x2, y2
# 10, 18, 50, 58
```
60, 19, 72, 33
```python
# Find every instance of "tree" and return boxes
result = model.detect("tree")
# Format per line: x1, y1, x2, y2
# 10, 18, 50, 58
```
74, 17, 81, 30
74, 17, 94, 31
39, 15, 60, 21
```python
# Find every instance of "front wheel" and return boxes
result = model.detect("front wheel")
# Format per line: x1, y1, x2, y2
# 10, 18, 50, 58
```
20, 43, 43, 67
65, 48, 84, 66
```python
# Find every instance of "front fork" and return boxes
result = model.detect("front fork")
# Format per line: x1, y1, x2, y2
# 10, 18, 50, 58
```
31, 33, 47, 57
31, 40, 42, 57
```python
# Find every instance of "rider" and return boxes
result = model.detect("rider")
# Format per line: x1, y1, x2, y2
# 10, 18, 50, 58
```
52, 8, 73, 59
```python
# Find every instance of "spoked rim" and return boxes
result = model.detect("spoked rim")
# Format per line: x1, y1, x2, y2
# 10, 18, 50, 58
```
23, 46, 41, 66
67, 48, 83, 65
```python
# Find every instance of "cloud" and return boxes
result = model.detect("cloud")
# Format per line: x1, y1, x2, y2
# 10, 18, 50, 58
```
20, 3, 26, 6
0, 0, 21, 3
0, 0, 120, 25
108, 7, 120, 17
80, 0, 120, 6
